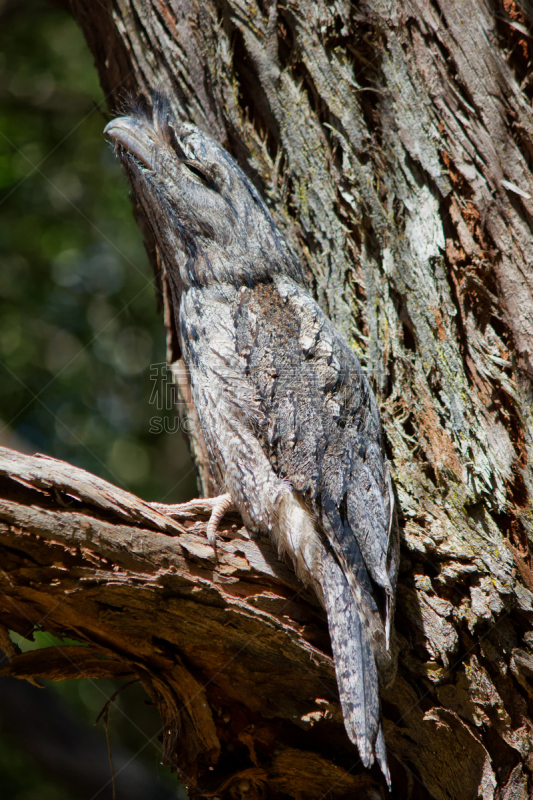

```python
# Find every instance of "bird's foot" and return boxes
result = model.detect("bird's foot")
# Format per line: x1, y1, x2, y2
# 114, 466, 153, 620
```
150, 494, 234, 558
205, 493, 234, 556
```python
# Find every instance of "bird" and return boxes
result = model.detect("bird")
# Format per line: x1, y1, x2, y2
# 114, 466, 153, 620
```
105, 94, 399, 785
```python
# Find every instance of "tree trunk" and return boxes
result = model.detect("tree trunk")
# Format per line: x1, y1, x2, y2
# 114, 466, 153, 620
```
2, 0, 533, 797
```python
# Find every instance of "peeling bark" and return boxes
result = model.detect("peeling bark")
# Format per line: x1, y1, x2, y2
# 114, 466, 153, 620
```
3, 0, 533, 797
0, 448, 363, 794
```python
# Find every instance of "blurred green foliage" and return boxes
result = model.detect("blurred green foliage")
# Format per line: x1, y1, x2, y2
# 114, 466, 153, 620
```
0, 0, 196, 796
0, 733, 72, 800
0, 0, 196, 503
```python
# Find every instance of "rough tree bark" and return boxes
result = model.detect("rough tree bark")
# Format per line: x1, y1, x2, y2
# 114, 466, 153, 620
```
2, 0, 533, 798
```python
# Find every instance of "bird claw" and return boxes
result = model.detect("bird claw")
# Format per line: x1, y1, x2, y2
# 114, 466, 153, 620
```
206, 529, 218, 560
149, 493, 234, 561
205, 493, 234, 561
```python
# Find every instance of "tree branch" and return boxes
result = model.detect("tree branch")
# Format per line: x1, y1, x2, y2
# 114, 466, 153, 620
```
2, 445, 532, 798
0, 447, 362, 796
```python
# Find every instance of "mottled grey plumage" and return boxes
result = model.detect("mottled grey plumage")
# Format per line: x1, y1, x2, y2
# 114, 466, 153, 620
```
105, 96, 399, 784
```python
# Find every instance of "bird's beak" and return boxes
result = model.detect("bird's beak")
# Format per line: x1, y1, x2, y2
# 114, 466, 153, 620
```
104, 117, 157, 171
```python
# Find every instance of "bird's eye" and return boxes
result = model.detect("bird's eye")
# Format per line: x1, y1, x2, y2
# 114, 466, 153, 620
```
184, 162, 210, 186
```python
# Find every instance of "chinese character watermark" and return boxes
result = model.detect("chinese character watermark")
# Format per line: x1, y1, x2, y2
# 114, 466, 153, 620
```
148, 362, 197, 434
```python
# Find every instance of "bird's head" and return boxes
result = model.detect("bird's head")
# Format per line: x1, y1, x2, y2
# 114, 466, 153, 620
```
105, 95, 301, 292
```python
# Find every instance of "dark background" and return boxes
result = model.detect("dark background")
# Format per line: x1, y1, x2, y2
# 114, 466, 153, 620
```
0, 0, 194, 795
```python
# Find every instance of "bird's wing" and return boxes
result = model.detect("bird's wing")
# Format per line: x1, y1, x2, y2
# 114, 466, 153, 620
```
233, 275, 399, 628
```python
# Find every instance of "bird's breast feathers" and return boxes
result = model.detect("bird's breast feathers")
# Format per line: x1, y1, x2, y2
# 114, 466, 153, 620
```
179, 275, 393, 585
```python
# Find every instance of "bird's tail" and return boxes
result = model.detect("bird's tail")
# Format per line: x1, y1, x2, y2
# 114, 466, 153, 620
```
321, 554, 390, 787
